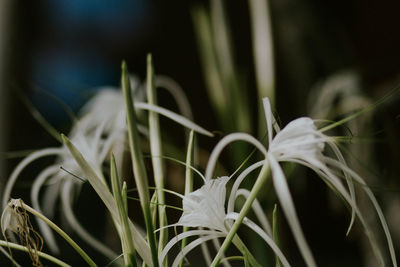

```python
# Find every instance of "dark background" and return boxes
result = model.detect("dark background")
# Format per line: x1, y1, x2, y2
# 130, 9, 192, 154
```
1, 0, 399, 266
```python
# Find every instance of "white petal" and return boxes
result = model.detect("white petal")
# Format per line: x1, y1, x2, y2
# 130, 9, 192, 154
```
171, 234, 225, 267
227, 160, 264, 216
61, 180, 118, 259
267, 154, 316, 267
31, 165, 60, 253
178, 177, 230, 232
2, 148, 62, 209
262, 97, 280, 144
135, 102, 213, 137
205, 133, 267, 181
159, 229, 223, 265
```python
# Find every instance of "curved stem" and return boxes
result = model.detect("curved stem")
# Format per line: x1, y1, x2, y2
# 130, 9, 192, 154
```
0, 240, 71, 267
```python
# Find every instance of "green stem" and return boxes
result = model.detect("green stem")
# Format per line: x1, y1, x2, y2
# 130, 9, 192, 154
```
0, 240, 71, 267
110, 155, 138, 267
121, 61, 159, 267
210, 162, 270, 267
146, 54, 168, 259
179, 130, 195, 267
20, 202, 97, 267
272, 204, 282, 267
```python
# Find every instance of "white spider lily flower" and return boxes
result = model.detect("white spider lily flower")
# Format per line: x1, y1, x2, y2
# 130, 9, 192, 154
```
3, 79, 212, 261
77, 88, 127, 135
268, 117, 325, 161
177, 176, 230, 233
2, 126, 118, 256
160, 132, 289, 267
161, 170, 289, 266
262, 97, 397, 267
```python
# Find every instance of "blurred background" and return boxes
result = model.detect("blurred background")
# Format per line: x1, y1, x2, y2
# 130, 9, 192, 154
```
0, 0, 399, 266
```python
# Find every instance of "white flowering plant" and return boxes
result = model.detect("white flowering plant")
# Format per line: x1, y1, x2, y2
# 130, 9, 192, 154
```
1, 2, 399, 264
0, 52, 397, 267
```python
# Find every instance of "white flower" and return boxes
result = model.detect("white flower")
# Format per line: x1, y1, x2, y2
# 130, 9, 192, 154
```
177, 176, 230, 233
262, 97, 396, 267
3, 76, 213, 260
268, 117, 325, 160
161, 156, 289, 267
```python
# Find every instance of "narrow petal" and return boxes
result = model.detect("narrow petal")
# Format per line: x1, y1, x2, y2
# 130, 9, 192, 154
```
325, 139, 356, 235
61, 180, 118, 260
155, 75, 193, 120
2, 148, 62, 209
227, 161, 264, 216
263, 97, 274, 145
267, 154, 316, 267
135, 102, 213, 137
291, 156, 385, 266
324, 158, 397, 267
205, 133, 267, 181
171, 235, 225, 267
31, 165, 60, 253
159, 229, 224, 265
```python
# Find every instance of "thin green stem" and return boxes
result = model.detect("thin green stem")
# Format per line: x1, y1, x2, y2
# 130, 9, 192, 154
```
0, 240, 71, 267
20, 202, 97, 267
210, 162, 270, 267
146, 54, 168, 260
273, 204, 282, 267
110, 155, 138, 267
121, 61, 159, 267
179, 130, 195, 267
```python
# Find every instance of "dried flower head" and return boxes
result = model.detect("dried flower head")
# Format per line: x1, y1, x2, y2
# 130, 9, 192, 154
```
1, 199, 43, 267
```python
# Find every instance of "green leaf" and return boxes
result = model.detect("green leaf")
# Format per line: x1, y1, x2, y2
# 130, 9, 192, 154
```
121, 61, 159, 267
61, 134, 152, 266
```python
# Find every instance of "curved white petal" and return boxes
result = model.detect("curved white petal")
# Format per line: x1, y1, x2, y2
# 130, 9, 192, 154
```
289, 156, 385, 265
227, 161, 264, 216
262, 98, 280, 145
267, 154, 316, 267
2, 148, 62, 209
61, 180, 118, 260
324, 158, 397, 267
135, 102, 213, 137
155, 75, 193, 120
205, 133, 267, 181
31, 165, 60, 253
159, 229, 224, 265
171, 234, 225, 267
325, 139, 356, 235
